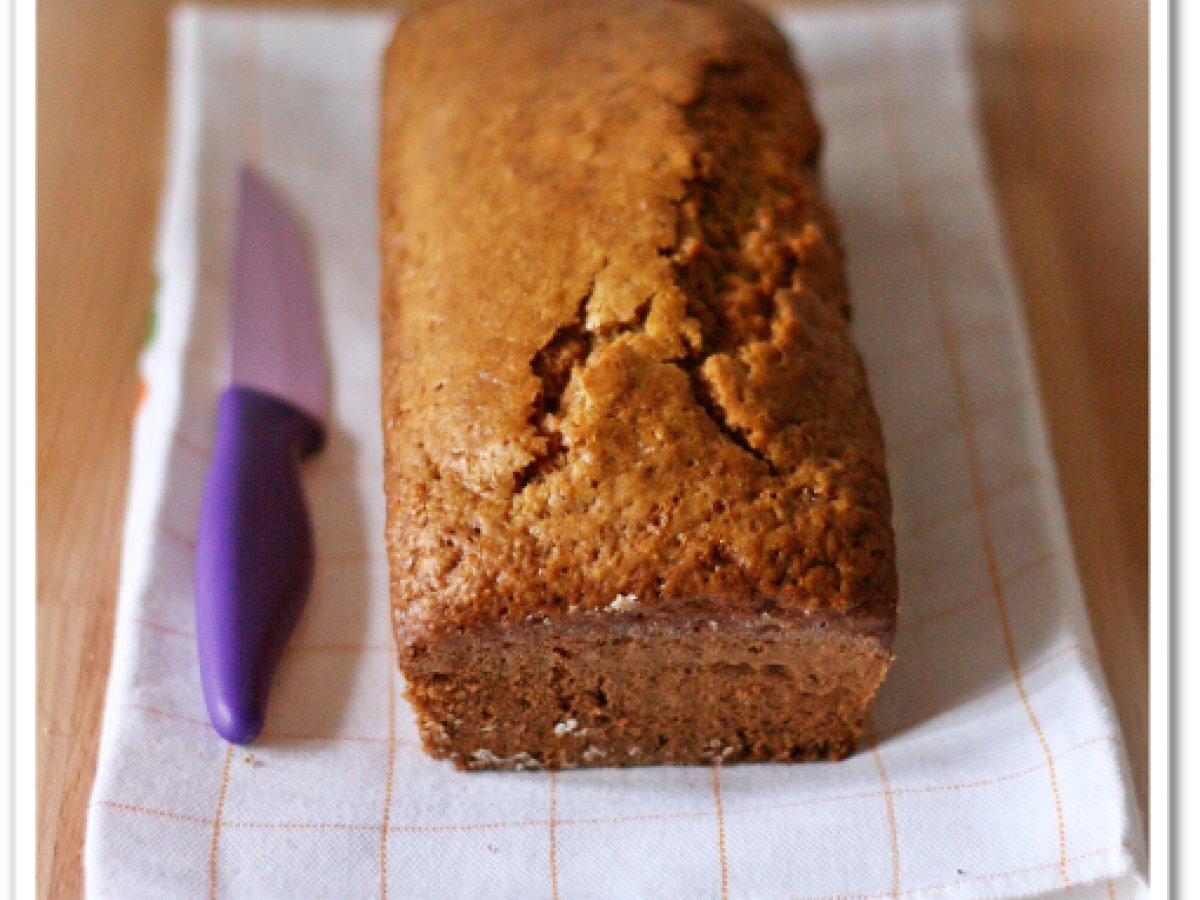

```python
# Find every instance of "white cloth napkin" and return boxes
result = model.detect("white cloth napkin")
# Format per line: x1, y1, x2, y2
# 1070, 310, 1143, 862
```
85, 3, 1148, 897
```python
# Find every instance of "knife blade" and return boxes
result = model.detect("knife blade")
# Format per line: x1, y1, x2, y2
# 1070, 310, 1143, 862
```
195, 166, 328, 744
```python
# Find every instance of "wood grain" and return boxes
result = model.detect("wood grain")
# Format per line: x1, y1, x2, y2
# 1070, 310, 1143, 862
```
37, 1, 1148, 895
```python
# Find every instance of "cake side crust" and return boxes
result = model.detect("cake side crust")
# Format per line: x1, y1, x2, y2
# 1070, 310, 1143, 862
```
402, 612, 894, 770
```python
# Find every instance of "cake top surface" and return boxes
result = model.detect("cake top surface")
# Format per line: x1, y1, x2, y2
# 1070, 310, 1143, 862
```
381, 0, 895, 640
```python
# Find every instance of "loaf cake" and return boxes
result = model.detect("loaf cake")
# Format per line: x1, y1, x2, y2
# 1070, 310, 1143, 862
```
380, 0, 897, 770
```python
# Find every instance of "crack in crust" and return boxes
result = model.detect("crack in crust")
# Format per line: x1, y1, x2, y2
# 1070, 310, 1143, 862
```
517, 60, 837, 489
516, 296, 594, 490
683, 364, 779, 474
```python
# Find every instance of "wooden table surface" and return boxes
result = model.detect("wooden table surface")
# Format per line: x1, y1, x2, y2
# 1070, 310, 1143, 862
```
37, 0, 1148, 895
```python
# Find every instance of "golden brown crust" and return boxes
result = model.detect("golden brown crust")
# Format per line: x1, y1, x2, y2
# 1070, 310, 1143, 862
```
381, 0, 896, 658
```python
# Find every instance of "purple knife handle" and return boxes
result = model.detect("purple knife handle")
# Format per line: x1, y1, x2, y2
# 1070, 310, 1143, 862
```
195, 385, 326, 744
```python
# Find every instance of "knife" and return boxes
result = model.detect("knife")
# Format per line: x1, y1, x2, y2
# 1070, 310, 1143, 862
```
195, 167, 328, 744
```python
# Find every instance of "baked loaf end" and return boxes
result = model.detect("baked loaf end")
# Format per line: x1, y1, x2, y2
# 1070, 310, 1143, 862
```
381, 0, 897, 770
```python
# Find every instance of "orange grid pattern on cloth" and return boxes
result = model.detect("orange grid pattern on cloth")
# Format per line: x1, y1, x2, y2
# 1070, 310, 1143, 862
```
85, 4, 1147, 898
